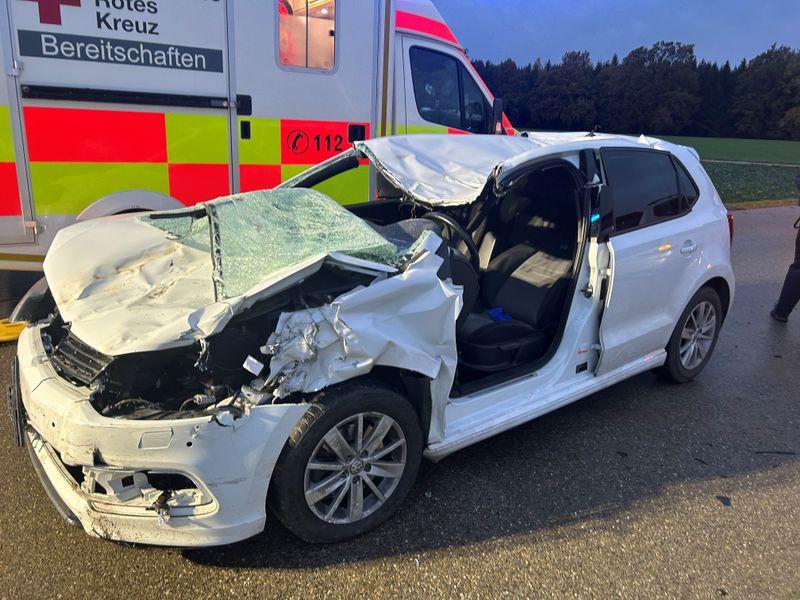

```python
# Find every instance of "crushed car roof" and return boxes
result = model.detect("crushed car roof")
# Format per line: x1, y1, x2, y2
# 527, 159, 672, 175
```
356, 132, 691, 207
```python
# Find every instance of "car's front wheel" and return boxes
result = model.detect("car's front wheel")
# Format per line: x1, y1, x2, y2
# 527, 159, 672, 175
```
268, 380, 423, 543
658, 286, 723, 383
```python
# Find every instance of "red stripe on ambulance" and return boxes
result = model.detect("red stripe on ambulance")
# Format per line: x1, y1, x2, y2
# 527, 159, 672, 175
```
240, 164, 282, 193
0, 163, 21, 217
168, 164, 229, 206
24, 107, 167, 163
395, 10, 459, 46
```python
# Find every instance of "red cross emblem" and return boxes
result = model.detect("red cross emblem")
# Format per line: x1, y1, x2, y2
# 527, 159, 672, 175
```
20, 0, 81, 26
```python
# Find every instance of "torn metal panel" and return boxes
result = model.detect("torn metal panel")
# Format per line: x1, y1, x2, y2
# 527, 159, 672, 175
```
264, 233, 462, 444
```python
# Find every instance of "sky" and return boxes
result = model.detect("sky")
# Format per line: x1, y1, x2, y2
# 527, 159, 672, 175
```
434, 0, 800, 65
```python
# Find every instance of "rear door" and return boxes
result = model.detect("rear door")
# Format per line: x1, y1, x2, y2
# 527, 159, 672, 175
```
8, 0, 232, 222
399, 36, 492, 135
0, 7, 33, 244
232, 0, 379, 204
595, 148, 706, 376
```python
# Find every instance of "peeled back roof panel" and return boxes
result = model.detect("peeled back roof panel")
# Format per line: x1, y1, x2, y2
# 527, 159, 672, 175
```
356, 135, 537, 207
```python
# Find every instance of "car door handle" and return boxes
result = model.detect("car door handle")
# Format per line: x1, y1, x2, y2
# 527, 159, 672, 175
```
680, 241, 698, 256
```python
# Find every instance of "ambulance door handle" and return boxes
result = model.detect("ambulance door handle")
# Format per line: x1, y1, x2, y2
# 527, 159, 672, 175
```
240, 121, 251, 140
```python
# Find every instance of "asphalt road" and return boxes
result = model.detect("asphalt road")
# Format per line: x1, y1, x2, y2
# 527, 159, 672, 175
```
0, 206, 798, 598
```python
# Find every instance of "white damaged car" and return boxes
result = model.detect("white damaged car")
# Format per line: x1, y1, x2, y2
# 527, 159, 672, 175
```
8, 133, 734, 546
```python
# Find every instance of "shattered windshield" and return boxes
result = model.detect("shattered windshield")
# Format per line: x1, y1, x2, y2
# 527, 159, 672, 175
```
142, 189, 400, 299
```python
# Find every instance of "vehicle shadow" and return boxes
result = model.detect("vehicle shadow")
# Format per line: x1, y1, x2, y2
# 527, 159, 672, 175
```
183, 286, 799, 569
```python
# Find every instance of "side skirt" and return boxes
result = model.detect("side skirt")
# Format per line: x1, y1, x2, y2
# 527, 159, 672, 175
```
424, 349, 666, 461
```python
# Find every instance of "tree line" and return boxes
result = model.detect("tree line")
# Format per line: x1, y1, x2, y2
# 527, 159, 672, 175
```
472, 42, 800, 140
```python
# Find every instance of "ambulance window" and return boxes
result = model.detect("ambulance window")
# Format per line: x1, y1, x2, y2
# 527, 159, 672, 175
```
409, 47, 462, 130
278, 0, 336, 71
461, 65, 489, 133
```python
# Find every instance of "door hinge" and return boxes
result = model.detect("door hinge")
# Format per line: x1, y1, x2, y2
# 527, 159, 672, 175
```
8, 60, 23, 77
580, 282, 594, 298
23, 220, 39, 234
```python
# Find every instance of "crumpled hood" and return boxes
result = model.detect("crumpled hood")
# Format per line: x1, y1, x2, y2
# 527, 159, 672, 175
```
44, 215, 219, 356
43, 189, 400, 357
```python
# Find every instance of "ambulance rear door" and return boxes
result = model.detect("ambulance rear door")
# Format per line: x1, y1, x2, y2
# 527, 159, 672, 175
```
232, 0, 382, 204
8, 0, 233, 249
0, 6, 34, 245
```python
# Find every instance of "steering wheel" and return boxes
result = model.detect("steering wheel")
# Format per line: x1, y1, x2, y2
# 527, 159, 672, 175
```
422, 211, 480, 272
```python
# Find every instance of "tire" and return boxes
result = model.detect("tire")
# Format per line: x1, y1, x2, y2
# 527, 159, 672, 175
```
657, 286, 723, 383
268, 379, 423, 543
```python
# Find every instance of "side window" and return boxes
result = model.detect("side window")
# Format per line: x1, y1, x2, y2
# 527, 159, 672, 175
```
602, 149, 685, 234
460, 64, 488, 133
674, 158, 699, 206
278, 0, 336, 71
409, 47, 492, 132
409, 47, 462, 129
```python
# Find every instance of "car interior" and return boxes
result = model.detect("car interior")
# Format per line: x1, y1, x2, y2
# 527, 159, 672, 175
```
319, 158, 586, 391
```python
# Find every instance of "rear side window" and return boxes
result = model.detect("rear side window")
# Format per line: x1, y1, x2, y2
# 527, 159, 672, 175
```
674, 159, 699, 204
278, 0, 336, 71
409, 47, 491, 133
602, 149, 691, 234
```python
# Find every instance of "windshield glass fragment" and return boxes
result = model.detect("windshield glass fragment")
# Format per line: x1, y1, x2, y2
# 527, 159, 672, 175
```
141, 189, 402, 299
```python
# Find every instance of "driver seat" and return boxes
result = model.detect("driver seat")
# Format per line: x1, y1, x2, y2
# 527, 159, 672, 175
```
455, 171, 578, 372
456, 245, 573, 372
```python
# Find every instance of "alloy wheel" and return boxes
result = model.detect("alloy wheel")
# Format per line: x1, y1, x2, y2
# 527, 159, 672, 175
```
679, 300, 717, 370
304, 412, 407, 524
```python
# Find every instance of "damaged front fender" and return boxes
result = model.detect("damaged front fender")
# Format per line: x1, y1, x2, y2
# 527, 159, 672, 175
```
264, 233, 462, 444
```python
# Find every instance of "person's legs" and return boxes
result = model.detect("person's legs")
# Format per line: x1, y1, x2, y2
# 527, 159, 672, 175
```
773, 228, 800, 321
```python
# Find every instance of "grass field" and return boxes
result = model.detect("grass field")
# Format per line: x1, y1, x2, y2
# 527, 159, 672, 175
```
702, 162, 798, 202
660, 135, 799, 203
662, 135, 800, 165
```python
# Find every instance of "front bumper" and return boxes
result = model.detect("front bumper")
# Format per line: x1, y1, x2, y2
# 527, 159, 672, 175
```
14, 324, 307, 547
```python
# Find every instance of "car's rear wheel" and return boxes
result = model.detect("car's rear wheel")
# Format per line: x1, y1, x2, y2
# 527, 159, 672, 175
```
268, 380, 423, 543
658, 286, 722, 383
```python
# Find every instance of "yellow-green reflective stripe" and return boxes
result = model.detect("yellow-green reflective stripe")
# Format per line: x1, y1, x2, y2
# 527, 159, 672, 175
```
400, 124, 449, 134
281, 164, 370, 206
31, 163, 169, 215
239, 117, 281, 165
165, 113, 229, 164
0, 106, 15, 162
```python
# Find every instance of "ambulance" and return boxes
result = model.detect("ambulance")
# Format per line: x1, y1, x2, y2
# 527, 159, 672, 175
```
0, 0, 512, 270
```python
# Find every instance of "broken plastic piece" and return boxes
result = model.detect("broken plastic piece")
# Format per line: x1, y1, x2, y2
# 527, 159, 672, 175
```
243, 355, 264, 376
212, 409, 236, 427
151, 490, 172, 524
